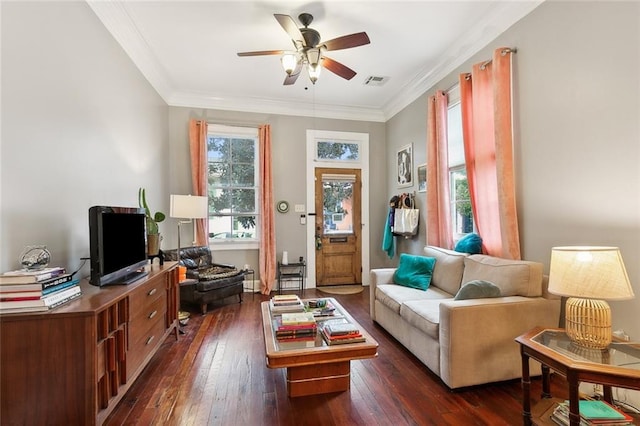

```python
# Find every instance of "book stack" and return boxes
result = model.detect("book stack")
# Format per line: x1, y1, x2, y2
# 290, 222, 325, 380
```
0, 267, 82, 314
305, 299, 343, 319
273, 311, 317, 341
269, 294, 305, 313
551, 400, 634, 425
321, 322, 366, 345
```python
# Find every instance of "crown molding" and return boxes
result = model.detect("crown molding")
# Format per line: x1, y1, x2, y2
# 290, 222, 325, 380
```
382, 1, 543, 120
88, 0, 542, 124
87, 1, 173, 100
167, 92, 387, 122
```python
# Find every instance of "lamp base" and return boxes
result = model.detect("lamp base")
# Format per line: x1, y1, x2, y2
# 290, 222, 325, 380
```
565, 297, 611, 349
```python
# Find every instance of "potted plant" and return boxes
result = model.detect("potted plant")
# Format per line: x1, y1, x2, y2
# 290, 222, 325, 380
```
138, 187, 166, 256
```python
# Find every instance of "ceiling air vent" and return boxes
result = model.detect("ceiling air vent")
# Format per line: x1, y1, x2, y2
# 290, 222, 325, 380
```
363, 76, 389, 86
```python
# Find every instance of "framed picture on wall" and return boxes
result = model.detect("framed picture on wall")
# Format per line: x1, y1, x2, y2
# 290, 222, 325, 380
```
417, 164, 427, 192
397, 143, 413, 188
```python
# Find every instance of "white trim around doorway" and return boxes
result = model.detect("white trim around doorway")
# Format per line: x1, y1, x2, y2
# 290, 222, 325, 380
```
305, 130, 370, 288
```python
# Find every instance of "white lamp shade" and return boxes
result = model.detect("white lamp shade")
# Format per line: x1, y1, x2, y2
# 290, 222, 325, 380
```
548, 246, 635, 300
308, 63, 321, 83
281, 52, 298, 74
169, 195, 208, 219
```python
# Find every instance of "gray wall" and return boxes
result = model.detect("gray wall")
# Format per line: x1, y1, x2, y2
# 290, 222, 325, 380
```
2, 1, 638, 341
1, 2, 169, 276
166, 107, 386, 275
386, 1, 640, 338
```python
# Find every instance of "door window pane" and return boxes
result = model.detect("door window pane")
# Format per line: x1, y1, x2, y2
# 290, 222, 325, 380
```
322, 180, 354, 234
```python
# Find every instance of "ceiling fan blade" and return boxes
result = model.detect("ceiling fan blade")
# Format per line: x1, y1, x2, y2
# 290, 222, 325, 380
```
274, 14, 305, 47
322, 32, 370, 51
321, 56, 357, 80
237, 50, 284, 57
283, 63, 303, 85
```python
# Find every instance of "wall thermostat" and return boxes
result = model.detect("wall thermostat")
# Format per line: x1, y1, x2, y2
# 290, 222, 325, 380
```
277, 200, 289, 213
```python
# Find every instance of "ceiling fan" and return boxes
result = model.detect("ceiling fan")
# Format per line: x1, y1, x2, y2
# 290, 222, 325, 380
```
237, 13, 370, 85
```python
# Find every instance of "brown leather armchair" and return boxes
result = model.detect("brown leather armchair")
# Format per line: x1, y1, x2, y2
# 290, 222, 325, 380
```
163, 246, 244, 314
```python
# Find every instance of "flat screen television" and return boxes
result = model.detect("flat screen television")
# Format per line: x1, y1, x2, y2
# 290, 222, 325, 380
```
89, 206, 149, 286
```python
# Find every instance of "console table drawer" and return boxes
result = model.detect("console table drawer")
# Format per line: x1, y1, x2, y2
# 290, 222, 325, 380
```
129, 277, 164, 311
127, 316, 167, 378
129, 296, 166, 345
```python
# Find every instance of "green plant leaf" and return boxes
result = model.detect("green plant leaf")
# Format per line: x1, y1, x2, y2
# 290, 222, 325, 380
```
153, 212, 166, 223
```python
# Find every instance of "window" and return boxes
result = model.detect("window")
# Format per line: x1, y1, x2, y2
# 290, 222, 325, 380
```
447, 87, 474, 239
321, 174, 355, 235
316, 140, 360, 162
207, 124, 259, 244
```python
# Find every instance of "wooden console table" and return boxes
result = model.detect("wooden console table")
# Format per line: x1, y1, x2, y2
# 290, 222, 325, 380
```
516, 327, 640, 426
0, 262, 179, 425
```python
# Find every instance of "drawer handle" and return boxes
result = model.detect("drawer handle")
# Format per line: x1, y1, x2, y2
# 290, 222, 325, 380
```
148, 310, 157, 319
147, 288, 157, 297
145, 335, 155, 346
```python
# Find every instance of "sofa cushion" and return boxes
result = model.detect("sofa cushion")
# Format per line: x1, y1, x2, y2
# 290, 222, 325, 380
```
461, 255, 543, 297
393, 253, 436, 290
423, 246, 468, 295
454, 233, 483, 254
454, 280, 501, 300
376, 284, 452, 314
400, 299, 445, 339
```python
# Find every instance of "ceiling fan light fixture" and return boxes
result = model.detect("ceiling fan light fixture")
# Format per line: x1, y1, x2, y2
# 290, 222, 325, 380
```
308, 63, 321, 84
281, 52, 298, 75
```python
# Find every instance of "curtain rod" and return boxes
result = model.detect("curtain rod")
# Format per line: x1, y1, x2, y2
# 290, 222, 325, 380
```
473, 47, 518, 76
194, 120, 263, 129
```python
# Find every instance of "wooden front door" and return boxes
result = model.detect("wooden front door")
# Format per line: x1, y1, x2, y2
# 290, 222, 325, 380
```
314, 168, 362, 286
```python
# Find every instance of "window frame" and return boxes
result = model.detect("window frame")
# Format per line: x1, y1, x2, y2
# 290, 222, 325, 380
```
207, 124, 260, 250
446, 86, 475, 242
315, 139, 362, 163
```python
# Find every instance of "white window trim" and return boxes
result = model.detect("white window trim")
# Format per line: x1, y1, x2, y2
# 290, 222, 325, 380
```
306, 129, 370, 288
207, 124, 259, 251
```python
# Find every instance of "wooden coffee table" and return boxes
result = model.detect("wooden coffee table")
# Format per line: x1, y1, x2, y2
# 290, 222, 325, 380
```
261, 297, 378, 397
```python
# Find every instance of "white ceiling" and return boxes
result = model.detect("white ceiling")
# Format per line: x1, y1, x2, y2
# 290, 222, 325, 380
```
88, 1, 542, 122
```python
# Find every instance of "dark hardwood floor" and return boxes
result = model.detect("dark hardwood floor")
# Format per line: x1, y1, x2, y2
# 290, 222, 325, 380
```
106, 287, 568, 425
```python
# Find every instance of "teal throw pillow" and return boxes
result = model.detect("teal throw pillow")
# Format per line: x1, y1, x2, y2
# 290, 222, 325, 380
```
454, 233, 483, 254
393, 254, 436, 291
454, 280, 501, 300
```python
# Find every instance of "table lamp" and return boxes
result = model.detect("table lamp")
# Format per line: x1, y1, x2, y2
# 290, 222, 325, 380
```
169, 194, 208, 267
548, 246, 635, 349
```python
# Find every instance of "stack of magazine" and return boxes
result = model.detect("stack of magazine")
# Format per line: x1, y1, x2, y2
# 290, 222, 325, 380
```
269, 294, 305, 313
320, 321, 366, 345
0, 267, 81, 314
551, 400, 634, 425
273, 311, 317, 341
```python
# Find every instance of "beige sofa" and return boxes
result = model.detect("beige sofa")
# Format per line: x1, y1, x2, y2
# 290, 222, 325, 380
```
370, 246, 561, 389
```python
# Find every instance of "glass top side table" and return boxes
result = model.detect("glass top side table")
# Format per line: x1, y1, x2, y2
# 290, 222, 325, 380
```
516, 327, 640, 426
532, 329, 640, 370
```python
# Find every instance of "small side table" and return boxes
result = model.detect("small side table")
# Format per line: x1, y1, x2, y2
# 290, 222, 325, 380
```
243, 269, 255, 296
276, 261, 305, 294
516, 327, 640, 426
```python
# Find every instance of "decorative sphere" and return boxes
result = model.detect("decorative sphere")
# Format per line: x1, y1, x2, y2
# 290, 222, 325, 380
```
20, 246, 51, 271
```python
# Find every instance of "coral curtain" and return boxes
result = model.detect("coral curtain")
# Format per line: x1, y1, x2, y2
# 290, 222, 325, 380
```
188, 119, 209, 246
459, 47, 520, 259
259, 124, 276, 294
426, 90, 453, 249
